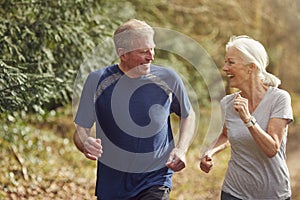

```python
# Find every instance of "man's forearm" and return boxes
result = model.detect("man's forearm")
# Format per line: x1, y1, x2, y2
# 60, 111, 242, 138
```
176, 108, 196, 152
73, 124, 102, 160
73, 124, 90, 153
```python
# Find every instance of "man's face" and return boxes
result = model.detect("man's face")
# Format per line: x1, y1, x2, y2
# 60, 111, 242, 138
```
122, 36, 155, 76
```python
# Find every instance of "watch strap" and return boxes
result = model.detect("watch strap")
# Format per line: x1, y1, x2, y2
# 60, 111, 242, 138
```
245, 116, 256, 128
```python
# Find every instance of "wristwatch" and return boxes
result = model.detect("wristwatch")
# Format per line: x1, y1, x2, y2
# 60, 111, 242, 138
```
245, 116, 256, 128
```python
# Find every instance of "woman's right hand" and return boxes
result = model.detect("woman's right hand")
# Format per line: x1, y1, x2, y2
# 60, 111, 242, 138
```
200, 154, 213, 173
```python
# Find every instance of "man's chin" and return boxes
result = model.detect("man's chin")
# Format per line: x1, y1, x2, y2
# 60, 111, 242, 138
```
138, 64, 150, 73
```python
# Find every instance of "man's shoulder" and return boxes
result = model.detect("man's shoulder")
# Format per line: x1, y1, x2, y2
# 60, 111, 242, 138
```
88, 68, 105, 77
151, 64, 175, 72
150, 64, 180, 79
87, 64, 119, 79
90, 64, 118, 74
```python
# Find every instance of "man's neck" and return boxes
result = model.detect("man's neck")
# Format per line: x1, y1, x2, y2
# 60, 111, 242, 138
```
118, 63, 150, 78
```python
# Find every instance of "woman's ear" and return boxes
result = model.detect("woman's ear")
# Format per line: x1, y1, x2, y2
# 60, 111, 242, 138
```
248, 63, 257, 74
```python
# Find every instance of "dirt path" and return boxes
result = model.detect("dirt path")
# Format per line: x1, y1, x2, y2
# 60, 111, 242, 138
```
287, 124, 300, 199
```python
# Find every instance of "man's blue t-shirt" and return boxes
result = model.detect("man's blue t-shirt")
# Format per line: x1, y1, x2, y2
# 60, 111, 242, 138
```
75, 64, 191, 200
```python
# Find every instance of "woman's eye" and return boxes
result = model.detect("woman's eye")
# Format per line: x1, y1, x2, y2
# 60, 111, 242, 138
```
225, 60, 234, 65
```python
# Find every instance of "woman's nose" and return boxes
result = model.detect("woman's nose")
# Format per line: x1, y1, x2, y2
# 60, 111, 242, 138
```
222, 63, 228, 71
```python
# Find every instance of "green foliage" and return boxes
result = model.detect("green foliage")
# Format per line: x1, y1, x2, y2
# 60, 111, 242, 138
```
0, 60, 59, 114
0, 0, 135, 116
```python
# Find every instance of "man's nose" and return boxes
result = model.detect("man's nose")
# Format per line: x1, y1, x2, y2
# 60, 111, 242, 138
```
147, 49, 155, 61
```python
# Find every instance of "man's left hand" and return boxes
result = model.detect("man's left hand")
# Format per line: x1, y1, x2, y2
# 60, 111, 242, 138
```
165, 147, 186, 172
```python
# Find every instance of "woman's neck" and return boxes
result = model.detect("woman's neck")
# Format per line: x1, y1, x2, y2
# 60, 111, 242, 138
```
240, 82, 269, 113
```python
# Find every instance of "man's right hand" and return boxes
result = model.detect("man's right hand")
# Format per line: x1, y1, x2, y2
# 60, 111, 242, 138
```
83, 137, 103, 160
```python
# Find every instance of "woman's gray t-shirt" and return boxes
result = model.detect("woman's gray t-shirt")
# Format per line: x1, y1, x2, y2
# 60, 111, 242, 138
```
221, 87, 293, 199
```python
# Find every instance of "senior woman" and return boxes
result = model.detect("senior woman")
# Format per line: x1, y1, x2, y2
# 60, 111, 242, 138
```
200, 35, 293, 200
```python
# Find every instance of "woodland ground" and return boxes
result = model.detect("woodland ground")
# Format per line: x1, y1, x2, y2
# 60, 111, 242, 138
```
1, 96, 300, 200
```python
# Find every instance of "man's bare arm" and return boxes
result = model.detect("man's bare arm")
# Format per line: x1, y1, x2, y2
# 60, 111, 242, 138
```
73, 124, 102, 160
166, 107, 196, 171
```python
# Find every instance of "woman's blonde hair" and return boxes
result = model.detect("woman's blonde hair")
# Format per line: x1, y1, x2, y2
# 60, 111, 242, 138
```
226, 35, 281, 88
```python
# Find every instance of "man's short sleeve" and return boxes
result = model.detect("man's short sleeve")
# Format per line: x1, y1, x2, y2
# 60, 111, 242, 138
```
74, 70, 102, 128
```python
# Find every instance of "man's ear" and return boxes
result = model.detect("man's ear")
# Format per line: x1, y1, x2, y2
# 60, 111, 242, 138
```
117, 48, 126, 57
118, 48, 129, 62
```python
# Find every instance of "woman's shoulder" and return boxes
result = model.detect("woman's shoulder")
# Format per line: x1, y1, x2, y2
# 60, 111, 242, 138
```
220, 92, 239, 104
267, 86, 291, 99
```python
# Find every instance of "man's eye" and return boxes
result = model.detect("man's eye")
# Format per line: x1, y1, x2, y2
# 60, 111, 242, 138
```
139, 50, 147, 53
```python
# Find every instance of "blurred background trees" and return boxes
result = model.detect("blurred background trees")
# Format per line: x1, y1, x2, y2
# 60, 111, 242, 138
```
1, 0, 299, 116
133, 0, 300, 91
0, 0, 299, 198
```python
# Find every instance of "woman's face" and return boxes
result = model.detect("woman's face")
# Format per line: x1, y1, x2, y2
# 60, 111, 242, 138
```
223, 47, 250, 89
